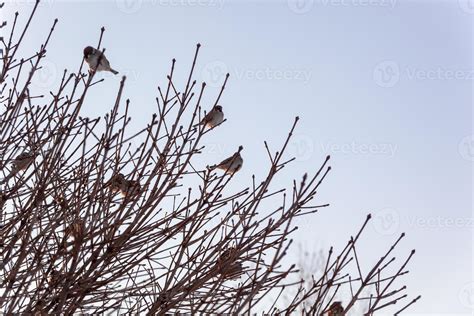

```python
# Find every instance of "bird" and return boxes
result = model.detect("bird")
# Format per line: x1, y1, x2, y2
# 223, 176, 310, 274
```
121, 179, 141, 197
12, 151, 35, 171
217, 247, 237, 265
107, 173, 141, 197
327, 301, 344, 316
199, 105, 224, 128
48, 269, 63, 285
67, 219, 85, 239
83, 46, 118, 75
209, 146, 243, 175
107, 173, 127, 194
216, 247, 243, 279
0, 191, 6, 209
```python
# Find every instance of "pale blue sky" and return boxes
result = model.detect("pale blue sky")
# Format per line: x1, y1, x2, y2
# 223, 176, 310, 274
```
3, 0, 473, 314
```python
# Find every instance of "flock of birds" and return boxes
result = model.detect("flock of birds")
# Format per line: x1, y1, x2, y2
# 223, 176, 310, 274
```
83, 45, 244, 176
84, 46, 244, 178
1, 47, 243, 194
1, 47, 344, 315
76, 45, 351, 314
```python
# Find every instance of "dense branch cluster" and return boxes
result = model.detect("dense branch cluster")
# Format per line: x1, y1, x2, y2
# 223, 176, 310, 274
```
0, 2, 419, 314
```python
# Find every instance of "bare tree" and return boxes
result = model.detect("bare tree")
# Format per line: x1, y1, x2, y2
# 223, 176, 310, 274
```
0, 2, 420, 314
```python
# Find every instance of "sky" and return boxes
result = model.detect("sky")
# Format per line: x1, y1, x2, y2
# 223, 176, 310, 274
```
2, 0, 473, 314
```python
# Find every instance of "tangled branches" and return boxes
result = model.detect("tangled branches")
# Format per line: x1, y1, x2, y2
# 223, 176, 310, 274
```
0, 2, 419, 314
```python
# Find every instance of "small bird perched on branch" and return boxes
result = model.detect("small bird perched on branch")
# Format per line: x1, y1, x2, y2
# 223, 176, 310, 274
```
106, 173, 141, 197
0, 150, 35, 184
199, 105, 224, 128
209, 146, 243, 175
65, 219, 85, 240
122, 179, 141, 197
0, 191, 6, 209
12, 151, 35, 172
83, 46, 118, 75
107, 173, 127, 194
327, 301, 344, 316
216, 247, 243, 279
